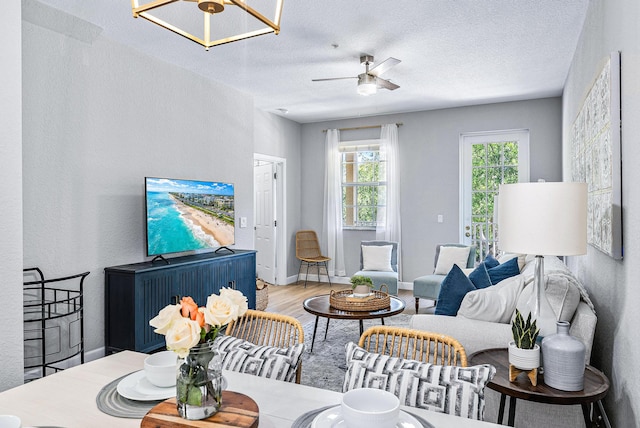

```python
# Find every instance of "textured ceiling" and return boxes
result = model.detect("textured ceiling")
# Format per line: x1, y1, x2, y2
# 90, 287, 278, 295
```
32, 0, 589, 123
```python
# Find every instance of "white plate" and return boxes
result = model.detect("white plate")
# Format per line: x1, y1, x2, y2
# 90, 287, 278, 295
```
117, 370, 176, 401
311, 406, 424, 428
116, 370, 228, 402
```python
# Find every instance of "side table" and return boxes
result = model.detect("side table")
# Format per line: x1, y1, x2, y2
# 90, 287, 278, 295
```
469, 348, 609, 427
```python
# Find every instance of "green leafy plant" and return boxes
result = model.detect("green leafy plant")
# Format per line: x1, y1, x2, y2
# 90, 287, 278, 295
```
511, 309, 540, 349
350, 275, 374, 289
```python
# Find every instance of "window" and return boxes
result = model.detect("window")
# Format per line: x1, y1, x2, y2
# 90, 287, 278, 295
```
341, 143, 386, 229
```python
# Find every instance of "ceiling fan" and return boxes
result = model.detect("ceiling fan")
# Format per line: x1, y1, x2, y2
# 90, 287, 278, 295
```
312, 54, 401, 96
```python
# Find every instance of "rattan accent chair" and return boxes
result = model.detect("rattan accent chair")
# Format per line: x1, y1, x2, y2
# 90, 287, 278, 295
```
225, 309, 305, 383
358, 325, 468, 367
295, 230, 331, 287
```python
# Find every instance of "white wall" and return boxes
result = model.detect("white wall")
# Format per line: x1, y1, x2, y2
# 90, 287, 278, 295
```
0, 0, 25, 391
20, 6, 255, 357
300, 98, 563, 282
562, 0, 640, 425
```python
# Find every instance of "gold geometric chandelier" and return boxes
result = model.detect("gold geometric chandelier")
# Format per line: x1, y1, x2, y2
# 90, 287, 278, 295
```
131, 0, 284, 51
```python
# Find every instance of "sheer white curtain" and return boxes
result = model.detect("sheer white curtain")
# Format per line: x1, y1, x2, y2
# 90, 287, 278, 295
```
322, 129, 346, 277
377, 123, 402, 279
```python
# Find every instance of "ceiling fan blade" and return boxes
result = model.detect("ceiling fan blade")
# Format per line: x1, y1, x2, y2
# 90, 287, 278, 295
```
312, 77, 357, 82
368, 57, 401, 77
376, 78, 400, 91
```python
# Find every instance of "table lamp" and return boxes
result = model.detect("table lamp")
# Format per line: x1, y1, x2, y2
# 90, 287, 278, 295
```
498, 181, 587, 338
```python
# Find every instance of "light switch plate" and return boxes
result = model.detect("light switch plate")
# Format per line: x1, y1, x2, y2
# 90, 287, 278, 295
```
240, 217, 247, 228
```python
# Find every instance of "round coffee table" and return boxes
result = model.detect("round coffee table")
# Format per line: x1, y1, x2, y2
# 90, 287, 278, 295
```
302, 294, 406, 352
469, 348, 610, 427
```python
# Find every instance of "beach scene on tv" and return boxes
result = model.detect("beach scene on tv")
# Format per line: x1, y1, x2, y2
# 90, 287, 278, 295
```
145, 177, 234, 256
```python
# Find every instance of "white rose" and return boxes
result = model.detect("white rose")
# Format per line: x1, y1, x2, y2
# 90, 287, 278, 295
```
149, 304, 182, 335
203, 294, 238, 327
219, 288, 248, 317
165, 317, 201, 358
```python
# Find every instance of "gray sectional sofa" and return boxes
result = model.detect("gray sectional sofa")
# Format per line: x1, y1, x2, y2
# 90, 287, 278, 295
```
410, 254, 597, 428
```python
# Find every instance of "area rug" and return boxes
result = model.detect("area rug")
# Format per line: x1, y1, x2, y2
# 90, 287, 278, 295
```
299, 313, 412, 391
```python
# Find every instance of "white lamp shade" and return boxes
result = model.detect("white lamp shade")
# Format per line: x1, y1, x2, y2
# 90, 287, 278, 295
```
498, 182, 587, 256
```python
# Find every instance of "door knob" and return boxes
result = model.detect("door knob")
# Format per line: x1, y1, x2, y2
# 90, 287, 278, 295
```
465, 232, 471, 237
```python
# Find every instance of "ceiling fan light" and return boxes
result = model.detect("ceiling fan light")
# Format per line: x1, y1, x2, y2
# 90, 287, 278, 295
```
357, 74, 377, 96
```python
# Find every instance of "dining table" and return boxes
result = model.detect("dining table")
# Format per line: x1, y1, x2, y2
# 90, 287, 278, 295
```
0, 351, 503, 428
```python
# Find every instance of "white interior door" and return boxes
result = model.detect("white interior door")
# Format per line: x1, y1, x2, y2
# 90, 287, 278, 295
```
460, 130, 530, 258
254, 162, 276, 284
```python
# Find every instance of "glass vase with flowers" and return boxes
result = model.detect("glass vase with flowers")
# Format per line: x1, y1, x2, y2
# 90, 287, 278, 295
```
149, 288, 248, 420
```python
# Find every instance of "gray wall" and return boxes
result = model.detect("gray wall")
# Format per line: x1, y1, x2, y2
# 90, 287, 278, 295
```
300, 98, 563, 283
8, 3, 301, 375
562, 0, 640, 425
253, 109, 303, 279
0, 0, 24, 391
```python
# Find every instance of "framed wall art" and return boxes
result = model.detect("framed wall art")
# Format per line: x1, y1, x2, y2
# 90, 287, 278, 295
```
570, 51, 622, 259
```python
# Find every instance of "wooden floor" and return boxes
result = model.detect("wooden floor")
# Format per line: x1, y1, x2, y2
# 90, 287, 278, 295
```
264, 280, 434, 325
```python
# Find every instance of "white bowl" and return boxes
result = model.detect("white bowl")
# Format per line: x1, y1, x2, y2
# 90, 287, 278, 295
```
341, 388, 400, 428
144, 350, 177, 387
0, 415, 21, 428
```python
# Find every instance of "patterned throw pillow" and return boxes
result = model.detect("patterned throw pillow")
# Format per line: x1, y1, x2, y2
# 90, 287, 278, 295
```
343, 342, 496, 420
216, 336, 304, 383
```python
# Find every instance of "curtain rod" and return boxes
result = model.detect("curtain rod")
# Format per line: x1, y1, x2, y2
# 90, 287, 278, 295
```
322, 122, 403, 133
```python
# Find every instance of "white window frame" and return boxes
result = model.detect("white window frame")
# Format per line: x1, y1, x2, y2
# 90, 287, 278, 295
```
340, 139, 386, 230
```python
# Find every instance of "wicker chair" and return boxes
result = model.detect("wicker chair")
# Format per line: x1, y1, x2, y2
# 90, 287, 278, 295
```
358, 325, 468, 367
225, 309, 305, 383
295, 230, 331, 287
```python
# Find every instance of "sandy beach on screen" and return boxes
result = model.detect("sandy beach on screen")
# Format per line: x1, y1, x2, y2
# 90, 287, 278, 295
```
172, 197, 234, 246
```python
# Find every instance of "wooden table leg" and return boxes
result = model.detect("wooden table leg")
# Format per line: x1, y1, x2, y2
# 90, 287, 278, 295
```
359, 320, 364, 336
498, 394, 506, 425
508, 396, 517, 427
381, 317, 385, 326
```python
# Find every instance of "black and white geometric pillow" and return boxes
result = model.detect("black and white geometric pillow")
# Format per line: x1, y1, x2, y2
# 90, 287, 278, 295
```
216, 336, 304, 383
343, 342, 496, 420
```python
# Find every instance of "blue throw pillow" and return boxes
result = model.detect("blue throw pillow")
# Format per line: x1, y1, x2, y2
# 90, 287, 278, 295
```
484, 254, 500, 269
469, 263, 492, 289
487, 257, 520, 284
435, 265, 477, 316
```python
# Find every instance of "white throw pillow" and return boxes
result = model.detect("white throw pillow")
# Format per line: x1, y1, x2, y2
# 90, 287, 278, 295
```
361, 245, 394, 272
497, 253, 527, 271
458, 275, 526, 324
514, 274, 581, 323
434, 246, 471, 275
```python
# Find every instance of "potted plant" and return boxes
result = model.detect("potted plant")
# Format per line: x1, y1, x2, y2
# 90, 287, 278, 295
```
508, 309, 541, 370
350, 275, 374, 297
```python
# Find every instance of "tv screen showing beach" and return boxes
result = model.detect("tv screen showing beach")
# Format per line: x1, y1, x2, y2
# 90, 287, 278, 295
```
145, 177, 235, 256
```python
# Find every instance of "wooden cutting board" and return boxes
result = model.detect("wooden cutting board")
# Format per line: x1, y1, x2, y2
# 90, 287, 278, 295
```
140, 390, 259, 428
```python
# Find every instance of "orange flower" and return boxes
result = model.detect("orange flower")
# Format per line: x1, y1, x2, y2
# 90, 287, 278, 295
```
180, 296, 199, 320
194, 309, 205, 328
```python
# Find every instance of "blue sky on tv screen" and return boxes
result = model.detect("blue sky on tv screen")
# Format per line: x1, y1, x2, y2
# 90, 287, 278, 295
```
146, 177, 234, 195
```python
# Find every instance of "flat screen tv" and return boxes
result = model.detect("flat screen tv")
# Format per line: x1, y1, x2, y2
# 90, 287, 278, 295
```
145, 177, 235, 257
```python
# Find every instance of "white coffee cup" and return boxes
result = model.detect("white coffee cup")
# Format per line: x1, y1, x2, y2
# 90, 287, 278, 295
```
144, 350, 177, 387
0, 415, 21, 428
341, 388, 400, 428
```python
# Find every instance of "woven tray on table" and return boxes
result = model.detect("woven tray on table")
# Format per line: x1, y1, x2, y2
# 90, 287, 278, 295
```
329, 284, 390, 312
